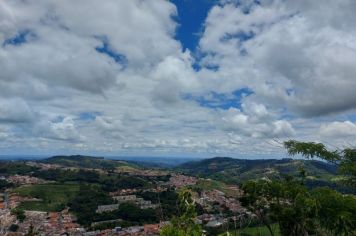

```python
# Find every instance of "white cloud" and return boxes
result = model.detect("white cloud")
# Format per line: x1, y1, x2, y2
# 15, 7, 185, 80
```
36, 117, 82, 141
0, 0, 354, 156
220, 104, 295, 139
199, 0, 356, 117
320, 121, 356, 138
0, 99, 34, 123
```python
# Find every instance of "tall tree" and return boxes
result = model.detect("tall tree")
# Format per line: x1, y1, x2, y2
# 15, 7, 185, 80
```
240, 140, 356, 236
160, 189, 202, 236
241, 177, 318, 236
284, 140, 356, 187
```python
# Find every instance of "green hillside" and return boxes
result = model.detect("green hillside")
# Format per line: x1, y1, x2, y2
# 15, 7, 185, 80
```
41, 155, 138, 170
177, 157, 351, 193
13, 183, 80, 212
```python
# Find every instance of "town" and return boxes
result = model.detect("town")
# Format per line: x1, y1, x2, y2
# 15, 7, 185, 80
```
0, 158, 246, 236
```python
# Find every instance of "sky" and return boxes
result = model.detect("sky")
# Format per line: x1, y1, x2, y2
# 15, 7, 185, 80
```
0, 0, 356, 158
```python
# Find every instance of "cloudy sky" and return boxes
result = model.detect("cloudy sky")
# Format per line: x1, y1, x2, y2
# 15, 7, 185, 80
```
0, 0, 356, 158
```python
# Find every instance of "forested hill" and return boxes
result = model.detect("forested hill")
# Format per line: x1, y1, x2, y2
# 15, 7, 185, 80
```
177, 157, 338, 184
40, 155, 138, 170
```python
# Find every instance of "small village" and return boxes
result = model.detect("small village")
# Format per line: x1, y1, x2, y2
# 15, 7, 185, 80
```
0, 161, 246, 236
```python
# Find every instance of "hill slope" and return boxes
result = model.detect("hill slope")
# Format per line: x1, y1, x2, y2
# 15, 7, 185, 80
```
41, 155, 138, 170
178, 157, 338, 184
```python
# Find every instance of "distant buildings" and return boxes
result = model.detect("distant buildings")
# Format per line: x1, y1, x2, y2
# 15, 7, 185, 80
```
168, 174, 197, 188
113, 195, 137, 202
96, 204, 120, 214
112, 195, 158, 210
195, 189, 242, 213
7, 175, 49, 185
143, 224, 160, 236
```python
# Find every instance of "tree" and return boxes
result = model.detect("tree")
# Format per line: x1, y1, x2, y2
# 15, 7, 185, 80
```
11, 208, 26, 222
9, 224, 19, 232
239, 140, 356, 236
0, 179, 13, 190
160, 189, 203, 236
241, 177, 318, 236
312, 187, 356, 235
239, 180, 276, 236
284, 140, 356, 187
68, 184, 114, 226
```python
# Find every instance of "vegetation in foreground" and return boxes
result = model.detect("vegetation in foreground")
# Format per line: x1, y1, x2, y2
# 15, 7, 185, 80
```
219, 224, 281, 236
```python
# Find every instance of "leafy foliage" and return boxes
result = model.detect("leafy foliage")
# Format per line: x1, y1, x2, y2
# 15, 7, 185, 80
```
0, 161, 39, 175
68, 184, 114, 226
33, 168, 151, 192
9, 224, 19, 232
241, 178, 356, 236
13, 184, 79, 212
160, 189, 203, 236
312, 188, 356, 235
284, 140, 356, 187
137, 188, 179, 219
100, 175, 150, 192
33, 169, 100, 183
238, 140, 356, 236
0, 179, 13, 190
11, 208, 26, 222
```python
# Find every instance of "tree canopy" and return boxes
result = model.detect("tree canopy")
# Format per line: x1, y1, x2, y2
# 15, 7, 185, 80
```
284, 140, 356, 187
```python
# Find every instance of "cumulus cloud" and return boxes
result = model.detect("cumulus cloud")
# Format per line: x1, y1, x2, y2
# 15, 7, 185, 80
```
0, 99, 34, 123
220, 103, 295, 138
199, 0, 356, 117
151, 53, 199, 105
34, 117, 82, 141
319, 121, 356, 138
0, 0, 354, 156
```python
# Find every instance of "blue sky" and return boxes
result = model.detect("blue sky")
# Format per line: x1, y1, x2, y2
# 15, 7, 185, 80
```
171, 0, 219, 52
0, 0, 356, 158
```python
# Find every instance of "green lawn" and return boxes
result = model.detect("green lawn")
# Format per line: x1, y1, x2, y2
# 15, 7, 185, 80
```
219, 224, 280, 236
12, 183, 80, 212
194, 179, 240, 197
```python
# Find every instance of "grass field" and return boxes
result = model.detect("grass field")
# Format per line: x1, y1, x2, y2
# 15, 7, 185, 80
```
219, 224, 280, 236
116, 165, 139, 172
194, 179, 240, 197
13, 183, 80, 212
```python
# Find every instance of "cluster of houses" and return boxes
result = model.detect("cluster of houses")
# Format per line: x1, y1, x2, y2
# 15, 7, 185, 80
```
0, 208, 16, 235
0, 209, 84, 236
15, 210, 82, 235
196, 189, 242, 213
96, 194, 159, 214
113, 195, 158, 210
6, 175, 50, 186
168, 174, 197, 188
108, 187, 166, 199
25, 162, 62, 170
0, 193, 6, 210
1, 191, 44, 211
197, 214, 228, 228
0, 161, 247, 235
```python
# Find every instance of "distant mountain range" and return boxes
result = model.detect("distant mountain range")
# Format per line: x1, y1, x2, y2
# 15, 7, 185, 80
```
177, 157, 339, 184
31, 155, 352, 193
40, 155, 198, 169
41, 155, 138, 170
40, 156, 339, 181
